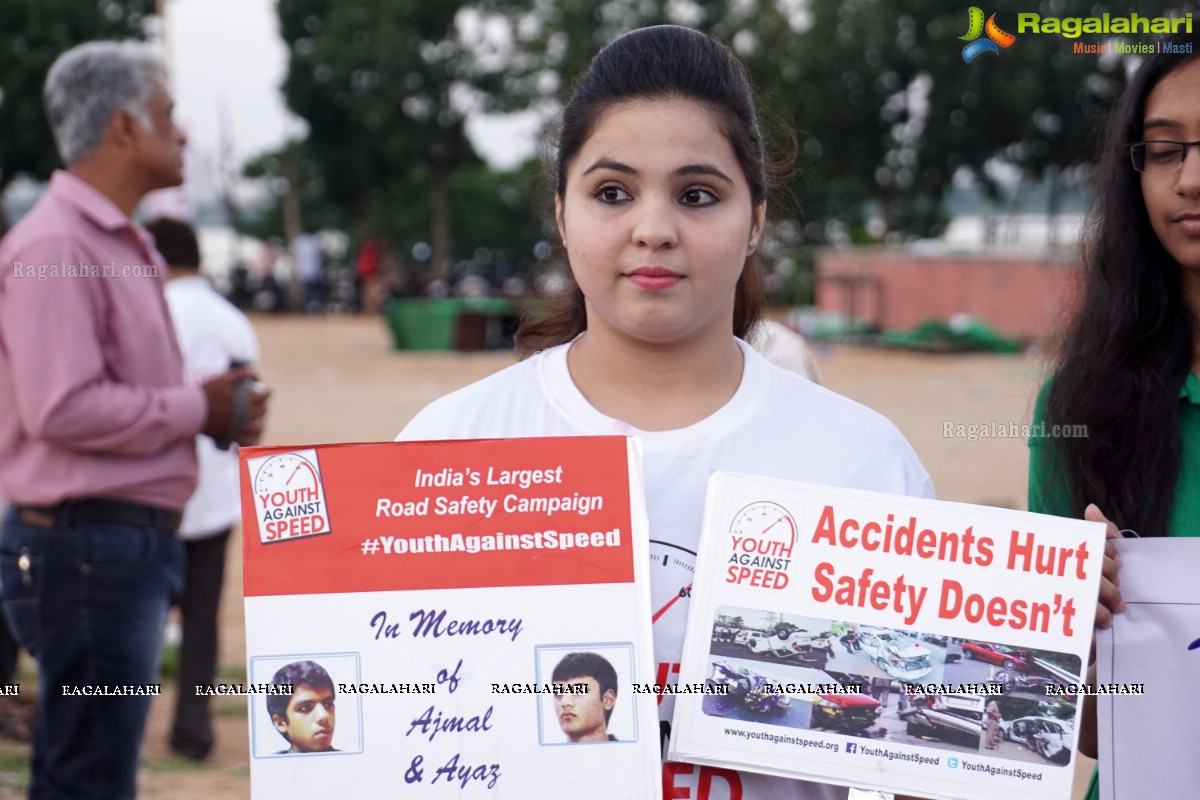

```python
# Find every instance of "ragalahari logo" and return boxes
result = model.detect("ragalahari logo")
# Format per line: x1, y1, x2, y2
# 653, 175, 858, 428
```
960, 7, 1017, 62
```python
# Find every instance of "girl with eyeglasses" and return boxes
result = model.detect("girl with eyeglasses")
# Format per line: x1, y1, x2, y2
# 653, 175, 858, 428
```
1028, 32, 1199, 800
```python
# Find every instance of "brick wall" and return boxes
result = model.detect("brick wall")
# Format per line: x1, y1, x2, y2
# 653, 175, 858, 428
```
815, 250, 1083, 341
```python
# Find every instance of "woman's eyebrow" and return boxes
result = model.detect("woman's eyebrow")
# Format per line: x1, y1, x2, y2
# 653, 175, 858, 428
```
581, 158, 734, 185
582, 157, 635, 176
675, 163, 734, 185
1143, 116, 1182, 133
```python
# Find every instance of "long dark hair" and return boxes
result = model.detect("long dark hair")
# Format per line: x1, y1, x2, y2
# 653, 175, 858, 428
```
1042, 33, 1200, 535
517, 25, 773, 355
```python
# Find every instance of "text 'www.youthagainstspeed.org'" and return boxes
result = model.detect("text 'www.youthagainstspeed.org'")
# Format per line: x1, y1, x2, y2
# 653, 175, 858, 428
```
723, 728, 840, 753
359, 529, 622, 556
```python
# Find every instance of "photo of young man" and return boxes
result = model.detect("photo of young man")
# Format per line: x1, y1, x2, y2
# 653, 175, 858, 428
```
266, 660, 338, 754
551, 652, 619, 743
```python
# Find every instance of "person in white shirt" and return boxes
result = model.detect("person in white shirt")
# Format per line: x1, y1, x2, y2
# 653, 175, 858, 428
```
749, 319, 821, 383
398, 26, 932, 800
148, 217, 261, 760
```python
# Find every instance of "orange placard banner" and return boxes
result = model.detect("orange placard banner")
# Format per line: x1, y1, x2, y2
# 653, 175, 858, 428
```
241, 437, 635, 595
239, 437, 660, 799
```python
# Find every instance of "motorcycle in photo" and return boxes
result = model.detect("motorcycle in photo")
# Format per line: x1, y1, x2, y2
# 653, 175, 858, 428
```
706, 661, 791, 715
993, 670, 1070, 695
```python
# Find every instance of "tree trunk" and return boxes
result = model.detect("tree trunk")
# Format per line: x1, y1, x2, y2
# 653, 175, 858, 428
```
430, 163, 451, 280
282, 152, 304, 312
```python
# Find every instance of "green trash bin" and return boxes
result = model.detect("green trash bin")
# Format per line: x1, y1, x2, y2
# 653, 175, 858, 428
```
386, 298, 462, 351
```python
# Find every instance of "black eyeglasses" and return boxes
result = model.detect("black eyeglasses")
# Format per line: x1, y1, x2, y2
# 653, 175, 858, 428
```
1128, 140, 1200, 173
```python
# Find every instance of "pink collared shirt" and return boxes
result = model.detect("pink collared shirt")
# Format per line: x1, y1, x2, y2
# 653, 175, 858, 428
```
0, 171, 207, 510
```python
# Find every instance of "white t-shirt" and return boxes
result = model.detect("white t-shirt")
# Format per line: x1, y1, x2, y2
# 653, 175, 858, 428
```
165, 275, 260, 538
399, 337, 934, 800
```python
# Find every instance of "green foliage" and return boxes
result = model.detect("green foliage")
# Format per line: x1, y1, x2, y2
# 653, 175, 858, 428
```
272, 0, 545, 271
242, 140, 352, 238
496, 0, 1165, 242
262, 0, 1192, 273
450, 158, 548, 263
737, 0, 1186, 238
243, 141, 546, 272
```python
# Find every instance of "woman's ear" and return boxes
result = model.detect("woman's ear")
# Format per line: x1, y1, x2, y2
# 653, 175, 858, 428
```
555, 194, 567, 248
748, 201, 766, 252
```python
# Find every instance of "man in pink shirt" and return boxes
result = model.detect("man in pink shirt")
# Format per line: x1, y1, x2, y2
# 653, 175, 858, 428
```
0, 41, 267, 799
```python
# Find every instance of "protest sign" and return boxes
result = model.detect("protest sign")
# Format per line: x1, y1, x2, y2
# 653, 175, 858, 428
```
240, 437, 660, 799
669, 472, 1106, 800
1096, 537, 1200, 800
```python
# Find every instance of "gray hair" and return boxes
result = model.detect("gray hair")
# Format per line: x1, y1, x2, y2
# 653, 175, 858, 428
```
43, 41, 165, 165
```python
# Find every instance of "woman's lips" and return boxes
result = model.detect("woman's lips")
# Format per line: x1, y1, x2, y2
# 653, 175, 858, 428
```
628, 267, 683, 290
1175, 214, 1200, 236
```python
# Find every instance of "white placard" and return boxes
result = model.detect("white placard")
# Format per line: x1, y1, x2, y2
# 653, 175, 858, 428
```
1096, 537, 1200, 800
669, 472, 1106, 800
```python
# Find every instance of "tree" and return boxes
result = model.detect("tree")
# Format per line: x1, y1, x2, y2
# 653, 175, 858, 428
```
275, 0, 536, 275
768, 0, 1182, 239
243, 141, 546, 287
267, 0, 1189, 275
0, 0, 154, 233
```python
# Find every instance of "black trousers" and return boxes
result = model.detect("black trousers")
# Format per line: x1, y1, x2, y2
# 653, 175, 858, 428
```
170, 528, 231, 758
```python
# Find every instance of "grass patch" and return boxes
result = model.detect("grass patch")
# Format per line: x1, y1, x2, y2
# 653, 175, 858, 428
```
216, 663, 247, 683
158, 643, 180, 681
0, 748, 30, 794
214, 696, 250, 718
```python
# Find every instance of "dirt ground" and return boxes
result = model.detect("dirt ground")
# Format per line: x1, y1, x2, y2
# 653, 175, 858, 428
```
0, 314, 1097, 798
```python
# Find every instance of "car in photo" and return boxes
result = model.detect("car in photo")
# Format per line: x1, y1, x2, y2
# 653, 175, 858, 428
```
897, 692, 986, 747
732, 628, 836, 668
1000, 716, 1073, 764
857, 629, 934, 681
961, 641, 1029, 670
787, 666, 882, 735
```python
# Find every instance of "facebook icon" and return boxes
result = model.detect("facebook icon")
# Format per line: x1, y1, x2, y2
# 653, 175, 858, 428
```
845, 743, 857, 754
947, 758, 959, 769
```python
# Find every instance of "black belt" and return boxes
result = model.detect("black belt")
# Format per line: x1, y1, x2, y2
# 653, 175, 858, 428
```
14, 499, 182, 533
